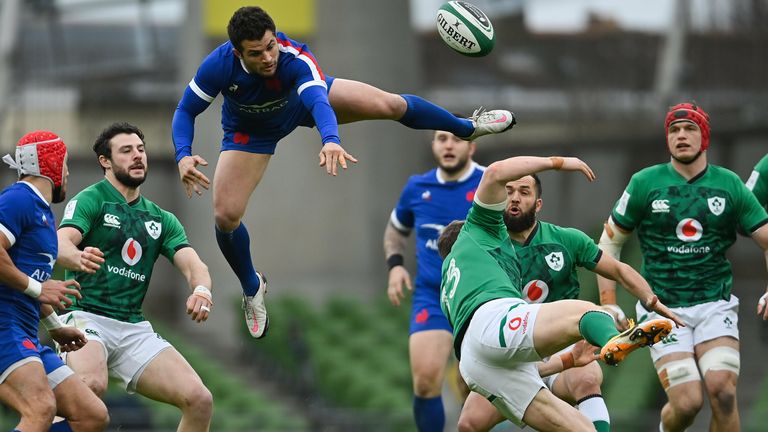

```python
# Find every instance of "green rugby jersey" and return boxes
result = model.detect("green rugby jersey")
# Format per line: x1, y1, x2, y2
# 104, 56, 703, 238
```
512, 221, 601, 303
746, 154, 768, 210
611, 163, 768, 308
440, 201, 522, 356
60, 180, 190, 323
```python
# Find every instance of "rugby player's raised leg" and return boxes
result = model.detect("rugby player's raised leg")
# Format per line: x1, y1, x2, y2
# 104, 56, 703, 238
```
533, 300, 671, 365
213, 151, 271, 338
0, 362, 57, 431
328, 79, 514, 139
135, 348, 213, 432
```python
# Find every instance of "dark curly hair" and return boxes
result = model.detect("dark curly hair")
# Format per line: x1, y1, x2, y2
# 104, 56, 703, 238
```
228, 6, 276, 52
438, 220, 465, 259
93, 122, 145, 173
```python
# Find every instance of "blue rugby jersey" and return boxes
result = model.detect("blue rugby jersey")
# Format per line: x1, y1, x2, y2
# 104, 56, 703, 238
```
0, 182, 58, 337
172, 32, 339, 161
390, 163, 484, 296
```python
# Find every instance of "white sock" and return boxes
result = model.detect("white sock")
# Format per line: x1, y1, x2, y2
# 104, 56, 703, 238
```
577, 394, 610, 424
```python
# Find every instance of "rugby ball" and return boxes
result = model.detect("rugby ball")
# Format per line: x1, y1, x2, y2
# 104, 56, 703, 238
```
436, 2, 495, 57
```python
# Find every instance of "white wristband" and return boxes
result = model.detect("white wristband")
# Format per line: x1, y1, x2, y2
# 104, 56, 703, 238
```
759, 292, 768, 307
24, 277, 42, 298
41, 312, 64, 331
193, 285, 211, 296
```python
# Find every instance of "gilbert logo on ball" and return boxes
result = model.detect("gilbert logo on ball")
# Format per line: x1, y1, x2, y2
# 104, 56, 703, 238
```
436, 1, 495, 57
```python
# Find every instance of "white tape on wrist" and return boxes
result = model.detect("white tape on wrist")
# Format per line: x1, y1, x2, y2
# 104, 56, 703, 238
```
193, 285, 211, 295
24, 277, 42, 298
759, 292, 768, 306
41, 312, 65, 331
603, 304, 626, 323
193, 285, 213, 305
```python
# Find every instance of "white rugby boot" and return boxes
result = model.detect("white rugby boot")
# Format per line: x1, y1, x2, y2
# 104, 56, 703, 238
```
461, 107, 516, 141
242, 271, 269, 338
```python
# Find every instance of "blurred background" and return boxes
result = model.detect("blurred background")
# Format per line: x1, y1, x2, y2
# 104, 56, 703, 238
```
0, 0, 766, 430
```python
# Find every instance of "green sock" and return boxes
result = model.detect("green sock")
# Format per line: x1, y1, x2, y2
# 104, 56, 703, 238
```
594, 420, 610, 432
578, 310, 619, 347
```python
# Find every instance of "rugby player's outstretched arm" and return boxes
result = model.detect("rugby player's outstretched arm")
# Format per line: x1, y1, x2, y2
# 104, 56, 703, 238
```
593, 253, 685, 328
596, 216, 631, 326
475, 156, 595, 205
56, 227, 104, 274
173, 86, 213, 197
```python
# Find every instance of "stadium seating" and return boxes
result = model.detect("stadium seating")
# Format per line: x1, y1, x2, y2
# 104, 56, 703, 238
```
241, 294, 415, 430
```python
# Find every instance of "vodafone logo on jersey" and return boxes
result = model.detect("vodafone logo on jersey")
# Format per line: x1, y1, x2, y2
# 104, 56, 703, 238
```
121, 238, 143, 266
675, 218, 703, 242
523, 280, 549, 303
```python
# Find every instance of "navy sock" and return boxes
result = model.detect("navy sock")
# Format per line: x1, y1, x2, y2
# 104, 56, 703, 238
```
49, 421, 73, 432
413, 395, 445, 432
398, 94, 474, 138
215, 223, 261, 296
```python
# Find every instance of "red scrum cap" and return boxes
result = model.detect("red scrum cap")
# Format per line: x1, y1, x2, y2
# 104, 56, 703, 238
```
3, 130, 68, 188
664, 103, 711, 151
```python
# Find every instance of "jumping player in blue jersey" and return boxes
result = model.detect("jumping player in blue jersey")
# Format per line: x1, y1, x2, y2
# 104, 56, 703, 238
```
0, 131, 108, 432
172, 6, 516, 338
384, 129, 482, 432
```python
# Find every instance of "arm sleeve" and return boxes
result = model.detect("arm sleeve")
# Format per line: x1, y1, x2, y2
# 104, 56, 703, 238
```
390, 180, 416, 233
0, 190, 29, 247
465, 200, 507, 247
58, 191, 99, 236
171, 52, 226, 163
610, 175, 644, 231
298, 84, 340, 145
736, 179, 768, 234
172, 87, 212, 163
279, 37, 340, 146
566, 228, 602, 271
160, 211, 191, 261
746, 155, 768, 209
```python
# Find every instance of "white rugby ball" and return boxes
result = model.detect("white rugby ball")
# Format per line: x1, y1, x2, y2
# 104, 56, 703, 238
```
436, 1, 495, 57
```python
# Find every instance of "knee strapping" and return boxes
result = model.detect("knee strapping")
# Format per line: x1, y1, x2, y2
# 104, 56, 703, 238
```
658, 358, 700, 390
698, 346, 740, 376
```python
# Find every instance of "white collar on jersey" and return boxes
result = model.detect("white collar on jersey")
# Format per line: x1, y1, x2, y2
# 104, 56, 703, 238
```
239, 58, 251, 74
436, 161, 479, 184
18, 180, 49, 206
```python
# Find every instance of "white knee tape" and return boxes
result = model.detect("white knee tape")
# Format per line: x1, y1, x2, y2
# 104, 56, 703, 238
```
659, 358, 700, 389
698, 346, 740, 376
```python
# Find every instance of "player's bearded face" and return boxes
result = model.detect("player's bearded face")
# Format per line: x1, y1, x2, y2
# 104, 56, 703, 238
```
667, 120, 704, 164
432, 131, 474, 175
503, 177, 539, 233
238, 31, 280, 77
109, 134, 147, 188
